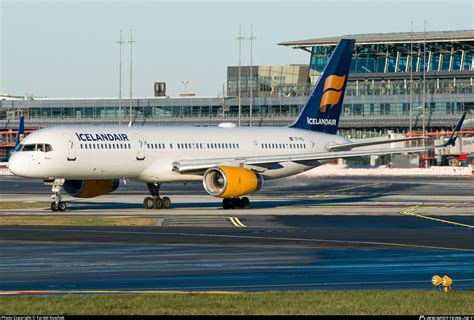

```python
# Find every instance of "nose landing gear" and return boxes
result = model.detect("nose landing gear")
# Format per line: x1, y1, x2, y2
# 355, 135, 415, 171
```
144, 183, 172, 209
51, 201, 67, 212
45, 179, 67, 212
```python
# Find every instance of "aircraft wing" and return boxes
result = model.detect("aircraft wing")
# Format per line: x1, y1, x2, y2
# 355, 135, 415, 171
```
172, 113, 466, 174
173, 145, 432, 173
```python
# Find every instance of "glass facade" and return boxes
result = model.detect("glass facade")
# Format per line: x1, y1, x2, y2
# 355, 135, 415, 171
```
1, 92, 470, 124
227, 65, 312, 98
0, 96, 309, 121
306, 37, 474, 117
310, 42, 474, 73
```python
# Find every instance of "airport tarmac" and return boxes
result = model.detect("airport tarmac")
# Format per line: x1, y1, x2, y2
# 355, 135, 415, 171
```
0, 175, 473, 293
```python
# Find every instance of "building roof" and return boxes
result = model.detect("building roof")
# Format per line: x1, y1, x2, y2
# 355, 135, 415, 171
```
279, 30, 474, 48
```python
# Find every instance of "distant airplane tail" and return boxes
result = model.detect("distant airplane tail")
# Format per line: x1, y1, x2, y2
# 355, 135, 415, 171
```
436, 112, 466, 147
15, 116, 25, 147
290, 38, 355, 134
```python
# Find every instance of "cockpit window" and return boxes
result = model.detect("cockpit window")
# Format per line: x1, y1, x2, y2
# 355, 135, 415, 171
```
22, 144, 36, 151
18, 144, 53, 152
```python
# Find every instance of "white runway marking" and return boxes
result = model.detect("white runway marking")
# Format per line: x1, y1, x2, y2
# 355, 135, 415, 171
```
228, 217, 246, 228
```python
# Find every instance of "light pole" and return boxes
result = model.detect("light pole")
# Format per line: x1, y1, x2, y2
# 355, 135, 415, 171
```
182, 80, 189, 94
128, 28, 136, 125
422, 21, 427, 166
248, 24, 256, 127
235, 25, 244, 127
409, 21, 413, 136
422, 21, 426, 139
117, 29, 124, 125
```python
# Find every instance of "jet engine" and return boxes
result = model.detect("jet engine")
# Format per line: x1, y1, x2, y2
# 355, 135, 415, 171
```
203, 166, 263, 198
63, 179, 120, 198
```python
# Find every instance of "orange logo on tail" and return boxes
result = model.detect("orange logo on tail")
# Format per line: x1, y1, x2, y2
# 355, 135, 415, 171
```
320, 75, 346, 112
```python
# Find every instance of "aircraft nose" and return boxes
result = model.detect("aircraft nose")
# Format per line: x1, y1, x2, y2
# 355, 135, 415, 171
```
8, 153, 30, 177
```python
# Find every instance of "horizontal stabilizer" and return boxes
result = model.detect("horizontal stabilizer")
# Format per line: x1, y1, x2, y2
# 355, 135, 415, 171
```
326, 136, 427, 152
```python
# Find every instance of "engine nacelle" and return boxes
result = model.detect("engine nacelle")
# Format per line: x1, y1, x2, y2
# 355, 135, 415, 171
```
63, 179, 120, 198
203, 166, 263, 198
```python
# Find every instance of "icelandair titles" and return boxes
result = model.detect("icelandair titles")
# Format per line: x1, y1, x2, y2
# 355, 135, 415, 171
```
307, 117, 337, 126
75, 132, 129, 142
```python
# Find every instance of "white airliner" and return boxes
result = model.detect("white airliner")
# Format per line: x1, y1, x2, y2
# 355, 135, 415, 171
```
8, 39, 466, 211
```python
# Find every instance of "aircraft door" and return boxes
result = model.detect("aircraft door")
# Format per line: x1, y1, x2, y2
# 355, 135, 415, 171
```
253, 139, 259, 156
305, 134, 316, 151
63, 134, 77, 161
135, 135, 146, 160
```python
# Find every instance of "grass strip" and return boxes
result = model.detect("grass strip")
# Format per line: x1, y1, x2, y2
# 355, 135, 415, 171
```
0, 202, 51, 209
1, 290, 473, 315
0, 215, 156, 226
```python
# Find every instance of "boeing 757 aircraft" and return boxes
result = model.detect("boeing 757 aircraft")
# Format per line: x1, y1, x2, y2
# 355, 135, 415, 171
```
8, 39, 466, 211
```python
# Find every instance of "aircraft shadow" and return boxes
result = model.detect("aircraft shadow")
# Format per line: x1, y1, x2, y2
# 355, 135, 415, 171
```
56, 181, 418, 211
64, 193, 387, 211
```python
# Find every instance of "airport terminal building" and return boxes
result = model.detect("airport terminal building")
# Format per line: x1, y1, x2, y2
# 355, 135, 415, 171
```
280, 30, 473, 118
1, 30, 473, 160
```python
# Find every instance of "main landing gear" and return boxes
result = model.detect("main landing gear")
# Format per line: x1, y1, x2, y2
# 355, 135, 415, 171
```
144, 183, 172, 209
45, 179, 67, 212
222, 197, 250, 209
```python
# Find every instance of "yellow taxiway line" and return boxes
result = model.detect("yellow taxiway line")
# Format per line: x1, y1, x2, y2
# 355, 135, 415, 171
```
400, 202, 474, 229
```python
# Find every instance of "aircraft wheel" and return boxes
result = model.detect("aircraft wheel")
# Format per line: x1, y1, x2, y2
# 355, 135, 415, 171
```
232, 198, 242, 208
144, 197, 154, 209
222, 198, 232, 209
162, 197, 172, 209
240, 197, 250, 208
51, 202, 59, 212
154, 197, 164, 209
58, 201, 67, 212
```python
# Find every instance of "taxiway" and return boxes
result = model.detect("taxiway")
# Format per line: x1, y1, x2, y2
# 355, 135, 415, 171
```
0, 175, 472, 293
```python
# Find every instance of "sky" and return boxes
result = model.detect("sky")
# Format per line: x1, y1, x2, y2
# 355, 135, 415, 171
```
1, 0, 473, 98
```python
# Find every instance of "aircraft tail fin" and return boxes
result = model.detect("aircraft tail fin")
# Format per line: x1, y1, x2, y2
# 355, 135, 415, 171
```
290, 38, 355, 134
15, 116, 25, 147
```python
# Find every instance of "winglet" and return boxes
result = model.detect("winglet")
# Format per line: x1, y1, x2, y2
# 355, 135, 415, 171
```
14, 116, 25, 147
437, 112, 466, 148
